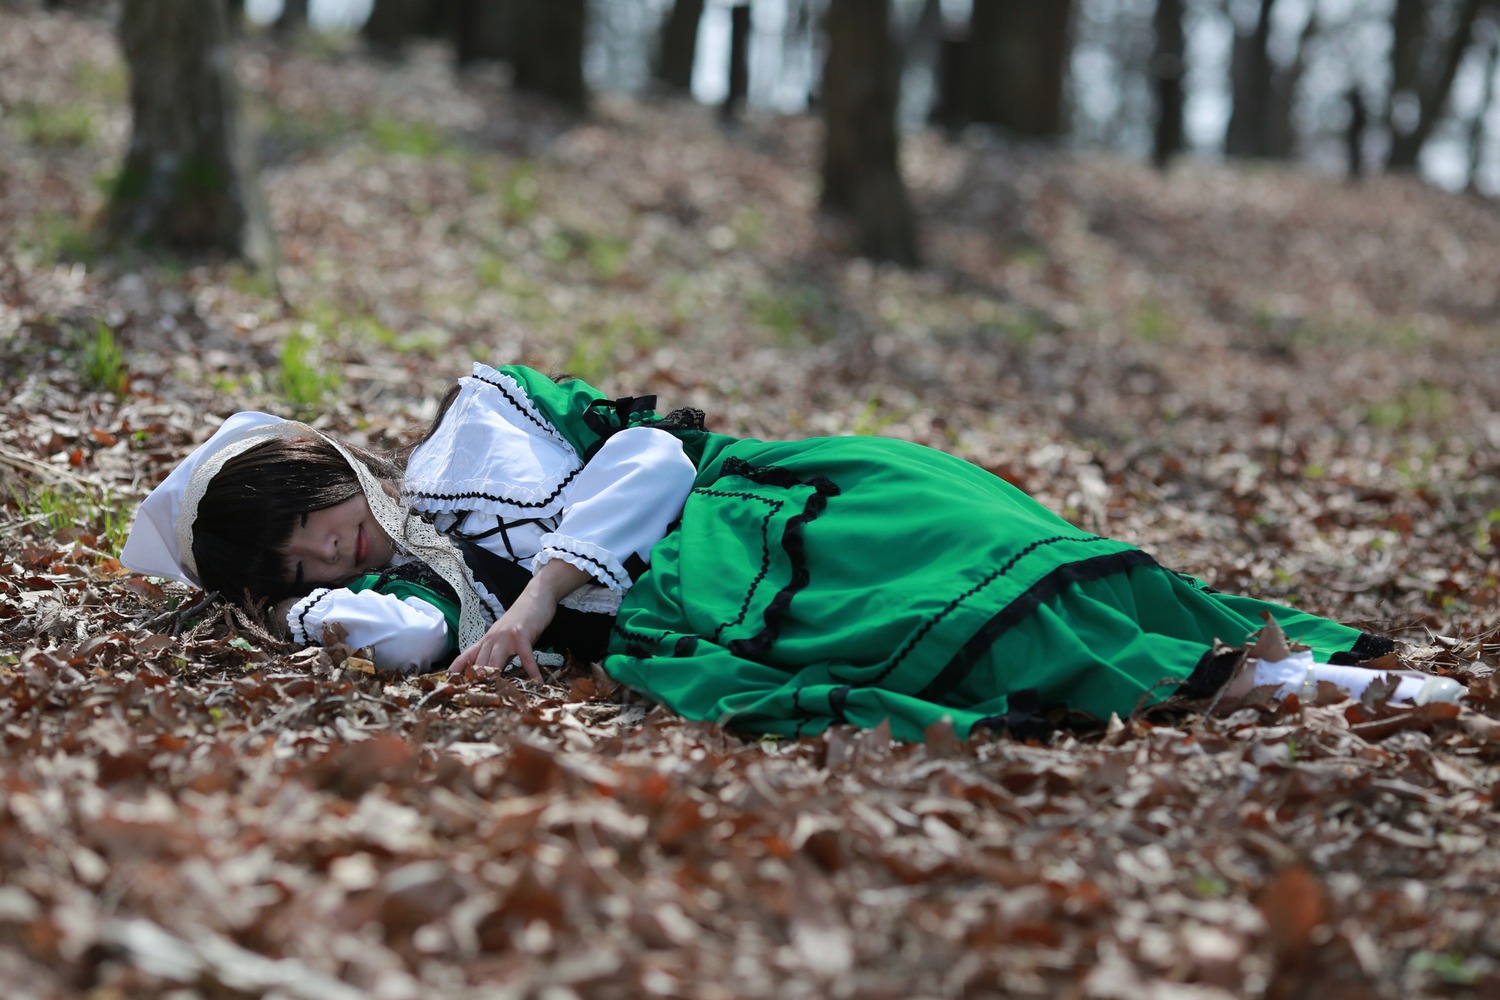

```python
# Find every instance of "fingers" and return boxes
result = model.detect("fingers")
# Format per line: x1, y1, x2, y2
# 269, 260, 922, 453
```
517, 646, 542, 683
448, 623, 544, 682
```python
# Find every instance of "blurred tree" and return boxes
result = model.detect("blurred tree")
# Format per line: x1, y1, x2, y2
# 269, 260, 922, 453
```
1346, 88, 1368, 180
361, 0, 450, 59
929, 20, 966, 133
1152, 0, 1186, 169
1386, 0, 1487, 171
507, 0, 587, 109
1224, 0, 1277, 157
452, 0, 512, 70
909, 0, 945, 56
654, 0, 705, 95
721, 2, 751, 123
820, 0, 919, 266
1465, 18, 1500, 190
904, 0, 945, 123
1218, 0, 1278, 157
959, 1, 1075, 138
105, 0, 275, 271
786, 0, 818, 108
274, 0, 308, 37
1223, 0, 1317, 159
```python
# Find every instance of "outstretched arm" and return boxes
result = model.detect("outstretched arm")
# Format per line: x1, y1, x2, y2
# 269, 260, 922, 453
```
448, 558, 592, 682
279, 586, 455, 673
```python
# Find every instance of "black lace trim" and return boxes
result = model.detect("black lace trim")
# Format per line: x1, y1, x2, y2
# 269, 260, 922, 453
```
910, 548, 1158, 702
654, 407, 707, 431
545, 545, 626, 591
844, 533, 1120, 691
972, 688, 1053, 742
613, 622, 657, 647
686, 486, 781, 643
293, 588, 335, 644
580, 394, 710, 464
370, 560, 461, 605
405, 463, 583, 509
471, 370, 555, 436
606, 456, 839, 663
1327, 632, 1397, 665
828, 685, 851, 723
1177, 571, 1218, 594
716, 458, 842, 661
1179, 644, 1246, 700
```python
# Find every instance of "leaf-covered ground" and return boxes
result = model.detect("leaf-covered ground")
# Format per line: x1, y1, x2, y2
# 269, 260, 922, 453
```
4, 10, 1500, 999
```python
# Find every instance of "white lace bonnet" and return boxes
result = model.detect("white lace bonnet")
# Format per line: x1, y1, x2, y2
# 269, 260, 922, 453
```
121, 412, 494, 647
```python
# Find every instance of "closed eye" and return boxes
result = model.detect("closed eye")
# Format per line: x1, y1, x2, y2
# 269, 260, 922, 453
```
291, 513, 309, 587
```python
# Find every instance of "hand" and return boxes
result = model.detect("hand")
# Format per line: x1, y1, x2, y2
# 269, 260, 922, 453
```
448, 559, 592, 682
449, 590, 555, 682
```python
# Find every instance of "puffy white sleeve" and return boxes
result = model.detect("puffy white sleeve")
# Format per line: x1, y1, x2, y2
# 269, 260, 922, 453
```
535, 426, 696, 594
286, 588, 452, 675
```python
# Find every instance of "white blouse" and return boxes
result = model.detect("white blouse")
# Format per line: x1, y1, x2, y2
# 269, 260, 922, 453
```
287, 365, 697, 672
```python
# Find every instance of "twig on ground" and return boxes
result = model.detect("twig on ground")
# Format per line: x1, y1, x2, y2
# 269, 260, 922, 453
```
141, 591, 221, 635
0, 444, 113, 491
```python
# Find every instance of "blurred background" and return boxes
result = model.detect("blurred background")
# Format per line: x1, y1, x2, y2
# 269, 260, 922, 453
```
221, 0, 1500, 195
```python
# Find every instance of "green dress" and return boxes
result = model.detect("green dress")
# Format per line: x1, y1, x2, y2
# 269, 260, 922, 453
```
420, 367, 1390, 743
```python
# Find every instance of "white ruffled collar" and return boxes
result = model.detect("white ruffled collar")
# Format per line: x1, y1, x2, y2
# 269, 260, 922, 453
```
403, 364, 582, 519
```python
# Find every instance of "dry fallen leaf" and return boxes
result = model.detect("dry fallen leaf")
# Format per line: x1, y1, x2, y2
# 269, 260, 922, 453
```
1, 11, 1498, 998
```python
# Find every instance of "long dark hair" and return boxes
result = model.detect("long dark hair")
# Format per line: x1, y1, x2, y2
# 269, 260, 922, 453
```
192, 436, 401, 602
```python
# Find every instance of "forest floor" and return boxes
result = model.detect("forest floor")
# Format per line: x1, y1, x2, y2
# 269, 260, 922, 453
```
4, 8, 1500, 999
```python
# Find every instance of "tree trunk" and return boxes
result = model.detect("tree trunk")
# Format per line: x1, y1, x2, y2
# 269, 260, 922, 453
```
361, 0, 435, 58
1223, 0, 1319, 160
1224, 0, 1277, 157
904, 0, 944, 78
786, 0, 818, 108
1346, 88, 1368, 181
1387, 0, 1486, 171
929, 31, 966, 133
720, 3, 751, 123
962, 0, 1074, 138
274, 0, 308, 37
105, 0, 275, 271
1387, 0, 1427, 123
910, 0, 945, 54
1151, 0, 1186, 170
1268, 8, 1319, 158
654, 0, 704, 94
452, 0, 511, 70
507, 0, 588, 110
1465, 27, 1499, 191
820, 0, 919, 267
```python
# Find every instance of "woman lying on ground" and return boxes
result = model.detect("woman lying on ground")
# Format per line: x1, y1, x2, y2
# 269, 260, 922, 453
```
121, 362, 1464, 742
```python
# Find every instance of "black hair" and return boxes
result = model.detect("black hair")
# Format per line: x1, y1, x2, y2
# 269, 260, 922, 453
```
192, 436, 400, 603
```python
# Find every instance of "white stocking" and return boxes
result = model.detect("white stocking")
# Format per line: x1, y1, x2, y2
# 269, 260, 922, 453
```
1253, 651, 1465, 706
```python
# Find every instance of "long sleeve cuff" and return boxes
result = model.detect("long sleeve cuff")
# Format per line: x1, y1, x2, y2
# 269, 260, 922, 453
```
541, 426, 695, 593
286, 587, 452, 674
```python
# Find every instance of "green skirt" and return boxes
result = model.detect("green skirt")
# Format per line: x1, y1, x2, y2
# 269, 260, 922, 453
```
604, 433, 1381, 743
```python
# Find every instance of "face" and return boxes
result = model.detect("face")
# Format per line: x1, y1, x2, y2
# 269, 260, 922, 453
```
280, 494, 396, 589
